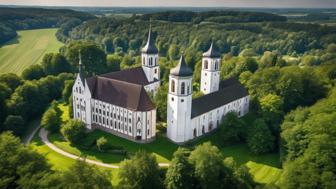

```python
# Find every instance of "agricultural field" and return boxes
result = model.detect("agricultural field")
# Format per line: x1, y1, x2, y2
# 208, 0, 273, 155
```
0, 28, 63, 74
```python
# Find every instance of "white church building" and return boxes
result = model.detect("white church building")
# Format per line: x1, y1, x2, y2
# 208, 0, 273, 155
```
72, 27, 160, 143
167, 43, 250, 143
72, 26, 249, 144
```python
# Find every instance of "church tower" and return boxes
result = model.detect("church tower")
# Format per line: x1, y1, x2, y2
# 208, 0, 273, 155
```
141, 26, 160, 82
167, 56, 193, 143
200, 42, 221, 95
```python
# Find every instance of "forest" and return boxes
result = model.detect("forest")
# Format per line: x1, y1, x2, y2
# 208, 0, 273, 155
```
0, 7, 94, 44
0, 7, 335, 189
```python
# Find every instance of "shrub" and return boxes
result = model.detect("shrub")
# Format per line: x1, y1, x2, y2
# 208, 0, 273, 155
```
61, 119, 86, 144
96, 136, 109, 152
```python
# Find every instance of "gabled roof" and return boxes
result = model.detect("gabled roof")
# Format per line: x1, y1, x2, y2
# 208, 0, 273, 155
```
203, 42, 221, 58
191, 78, 248, 118
170, 56, 193, 77
86, 76, 155, 111
141, 26, 158, 54
99, 67, 156, 86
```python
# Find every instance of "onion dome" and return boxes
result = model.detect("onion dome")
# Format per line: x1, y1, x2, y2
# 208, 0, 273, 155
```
203, 42, 221, 58
170, 56, 193, 77
141, 26, 158, 54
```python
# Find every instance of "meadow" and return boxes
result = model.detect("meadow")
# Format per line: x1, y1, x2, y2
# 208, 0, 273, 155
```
0, 28, 63, 74
30, 102, 283, 186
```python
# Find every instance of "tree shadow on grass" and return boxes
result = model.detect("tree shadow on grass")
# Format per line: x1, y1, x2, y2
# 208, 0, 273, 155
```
0, 36, 21, 48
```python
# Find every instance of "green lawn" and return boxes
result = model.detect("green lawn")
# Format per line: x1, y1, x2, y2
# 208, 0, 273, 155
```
0, 28, 63, 74
246, 161, 282, 186
30, 131, 76, 171
42, 102, 283, 185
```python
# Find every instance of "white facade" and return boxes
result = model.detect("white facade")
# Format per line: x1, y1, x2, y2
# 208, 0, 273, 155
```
90, 99, 156, 141
72, 74, 157, 142
200, 57, 221, 95
73, 75, 92, 129
167, 50, 249, 143
167, 75, 193, 143
142, 53, 160, 82
190, 96, 249, 139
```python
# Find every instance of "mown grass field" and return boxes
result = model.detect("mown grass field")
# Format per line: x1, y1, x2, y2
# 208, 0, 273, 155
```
0, 28, 63, 74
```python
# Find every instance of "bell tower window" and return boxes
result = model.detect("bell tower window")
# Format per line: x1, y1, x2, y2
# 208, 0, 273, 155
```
204, 60, 208, 69
171, 80, 175, 93
181, 82, 185, 95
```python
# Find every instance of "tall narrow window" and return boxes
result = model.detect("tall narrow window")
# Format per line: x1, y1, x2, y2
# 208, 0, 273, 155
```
171, 80, 175, 93
215, 61, 218, 70
204, 60, 208, 69
143, 57, 145, 65
150, 57, 153, 66
181, 82, 185, 95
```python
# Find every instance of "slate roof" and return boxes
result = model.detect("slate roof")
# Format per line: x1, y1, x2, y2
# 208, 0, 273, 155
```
99, 67, 157, 86
203, 42, 221, 58
170, 56, 193, 77
191, 78, 248, 118
141, 26, 158, 54
86, 76, 155, 111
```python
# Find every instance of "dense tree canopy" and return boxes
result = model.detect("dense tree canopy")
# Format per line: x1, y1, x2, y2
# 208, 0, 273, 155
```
64, 41, 108, 76
119, 151, 163, 189
165, 148, 196, 189
280, 88, 336, 188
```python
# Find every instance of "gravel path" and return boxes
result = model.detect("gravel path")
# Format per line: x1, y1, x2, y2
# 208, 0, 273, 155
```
39, 128, 170, 168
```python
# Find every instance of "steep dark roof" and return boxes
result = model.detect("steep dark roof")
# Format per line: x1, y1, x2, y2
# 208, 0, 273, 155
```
86, 76, 155, 111
191, 78, 248, 118
203, 42, 221, 58
170, 56, 193, 77
78, 55, 85, 84
141, 26, 158, 54
99, 67, 157, 86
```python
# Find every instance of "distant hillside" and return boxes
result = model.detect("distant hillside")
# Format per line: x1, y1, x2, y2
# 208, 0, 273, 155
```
0, 7, 95, 44
138, 10, 287, 23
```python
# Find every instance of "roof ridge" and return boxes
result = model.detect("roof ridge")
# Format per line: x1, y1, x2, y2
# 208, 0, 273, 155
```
96, 76, 143, 88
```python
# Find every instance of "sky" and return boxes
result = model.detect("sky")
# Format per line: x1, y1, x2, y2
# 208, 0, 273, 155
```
0, 0, 335, 8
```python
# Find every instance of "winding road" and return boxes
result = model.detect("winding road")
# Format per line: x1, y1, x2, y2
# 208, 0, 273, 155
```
38, 128, 170, 168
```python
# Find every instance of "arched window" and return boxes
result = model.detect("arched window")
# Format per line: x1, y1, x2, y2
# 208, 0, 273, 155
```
204, 60, 208, 69
171, 80, 175, 93
215, 61, 218, 70
181, 82, 185, 95
150, 57, 153, 66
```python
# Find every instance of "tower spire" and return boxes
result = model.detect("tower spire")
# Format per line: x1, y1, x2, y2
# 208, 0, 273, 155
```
141, 25, 158, 54
78, 50, 85, 83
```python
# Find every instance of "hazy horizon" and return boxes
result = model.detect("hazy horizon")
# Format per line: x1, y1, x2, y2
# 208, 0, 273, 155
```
0, 0, 335, 8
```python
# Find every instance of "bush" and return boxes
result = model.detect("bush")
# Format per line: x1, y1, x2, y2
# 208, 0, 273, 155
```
220, 112, 245, 144
41, 103, 62, 134
247, 119, 275, 154
61, 119, 86, 144
3, 115, 25, 137
96, 136, 109, 152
